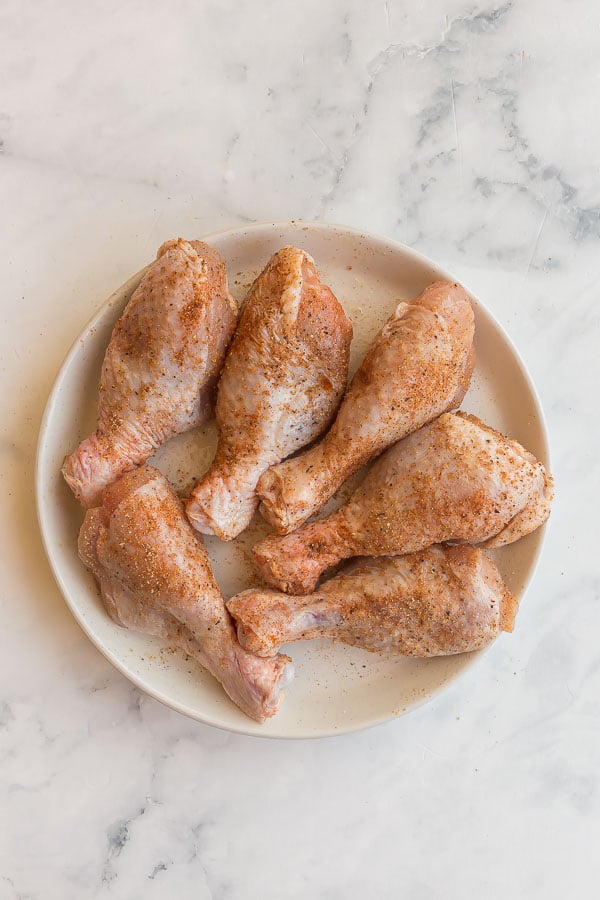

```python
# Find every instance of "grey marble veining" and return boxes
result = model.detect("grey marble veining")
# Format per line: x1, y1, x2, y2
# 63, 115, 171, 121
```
1, 1, 599, 897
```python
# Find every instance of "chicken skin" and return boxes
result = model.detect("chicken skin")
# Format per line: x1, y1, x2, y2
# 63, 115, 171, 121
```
78, 466, 292, 722
185, 247, 353, 541
253, 412, 554, 594
257, 281, 475, 534
228, 546, 517, 657
63, 239, 238, 507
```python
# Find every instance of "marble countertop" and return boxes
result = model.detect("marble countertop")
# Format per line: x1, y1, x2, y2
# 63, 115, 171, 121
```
1, 1, 598, 897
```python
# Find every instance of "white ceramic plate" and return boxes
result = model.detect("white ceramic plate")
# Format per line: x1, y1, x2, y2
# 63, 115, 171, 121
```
36, 221, 550, 738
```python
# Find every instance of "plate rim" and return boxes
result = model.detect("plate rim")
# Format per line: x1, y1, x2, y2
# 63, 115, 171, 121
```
35, 219, 551, 739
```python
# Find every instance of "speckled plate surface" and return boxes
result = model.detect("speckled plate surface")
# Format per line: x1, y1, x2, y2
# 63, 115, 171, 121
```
36, 221, 550, 738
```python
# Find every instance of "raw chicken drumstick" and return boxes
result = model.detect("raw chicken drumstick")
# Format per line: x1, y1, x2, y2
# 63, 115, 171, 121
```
63, 239, 238, 507
228, 546, 518, 657
185, 247, 353, 540
253, 412, 554, 594
257, 280, 475, 534
78, 466, 292, 722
